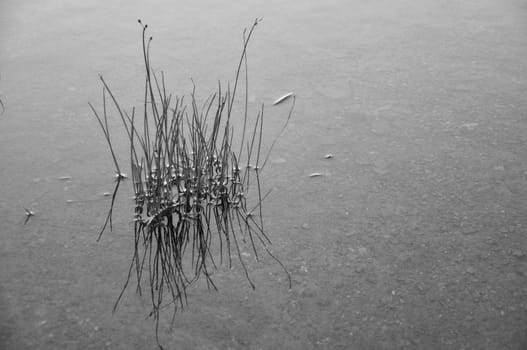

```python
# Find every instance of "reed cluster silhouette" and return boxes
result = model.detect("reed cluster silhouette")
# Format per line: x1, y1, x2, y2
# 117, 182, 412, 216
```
89, 19, 294, 348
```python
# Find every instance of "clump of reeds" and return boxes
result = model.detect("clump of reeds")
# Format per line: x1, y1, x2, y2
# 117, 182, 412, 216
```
89, 19, 294, 348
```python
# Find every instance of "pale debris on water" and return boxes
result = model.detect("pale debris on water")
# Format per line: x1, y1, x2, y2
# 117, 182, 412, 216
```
324, 154, 334, 159
114, 172, 128, 180
309, 172, 323, 177
23, 207, 35, 224
273, 92, 295, 105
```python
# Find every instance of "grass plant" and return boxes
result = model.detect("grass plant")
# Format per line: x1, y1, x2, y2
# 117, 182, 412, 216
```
89, 19, 294, 349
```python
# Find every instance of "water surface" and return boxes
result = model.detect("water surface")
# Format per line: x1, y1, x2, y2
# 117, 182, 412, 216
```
1, 0, 527, 349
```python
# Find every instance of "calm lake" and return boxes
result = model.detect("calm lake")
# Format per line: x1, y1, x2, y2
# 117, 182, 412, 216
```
1, 0, 527, 349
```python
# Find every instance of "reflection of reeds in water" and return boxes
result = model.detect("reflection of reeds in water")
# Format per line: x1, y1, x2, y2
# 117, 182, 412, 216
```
89, 19, 294, 348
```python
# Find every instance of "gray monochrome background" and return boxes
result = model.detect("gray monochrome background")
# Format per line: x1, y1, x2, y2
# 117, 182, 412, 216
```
1, 0, 527, 349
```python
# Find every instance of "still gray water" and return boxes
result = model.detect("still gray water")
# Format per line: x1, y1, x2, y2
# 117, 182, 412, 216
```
1, 0, 527, 349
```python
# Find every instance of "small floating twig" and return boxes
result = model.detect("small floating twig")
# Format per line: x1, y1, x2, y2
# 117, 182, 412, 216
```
273, 92, 295, 105
309, 172, 323, 177
58, 176, 72, 181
